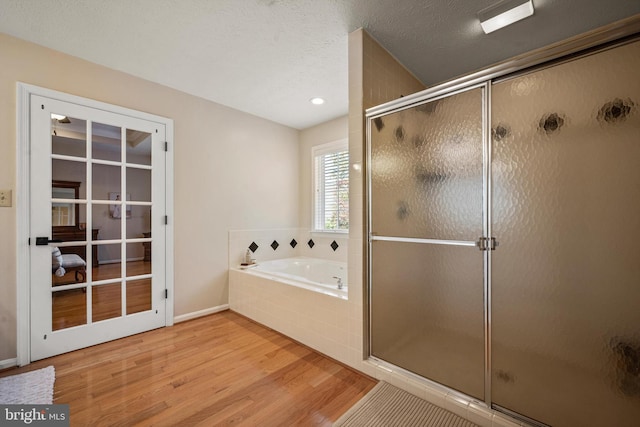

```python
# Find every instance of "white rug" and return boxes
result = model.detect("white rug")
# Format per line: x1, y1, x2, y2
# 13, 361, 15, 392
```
0, 366, 55, 404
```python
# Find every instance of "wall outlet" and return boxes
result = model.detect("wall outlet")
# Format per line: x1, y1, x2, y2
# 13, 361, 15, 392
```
0, 190, 12, 207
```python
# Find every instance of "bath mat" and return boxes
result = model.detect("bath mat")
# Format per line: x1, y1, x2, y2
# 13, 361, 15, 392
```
334, 381, 478, 427
0, 366, 55, 404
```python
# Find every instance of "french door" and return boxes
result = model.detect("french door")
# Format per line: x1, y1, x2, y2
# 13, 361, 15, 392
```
30, 95, 168, 361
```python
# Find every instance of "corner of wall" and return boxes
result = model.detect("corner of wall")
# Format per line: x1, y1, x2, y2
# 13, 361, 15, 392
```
346, 25, 429, 381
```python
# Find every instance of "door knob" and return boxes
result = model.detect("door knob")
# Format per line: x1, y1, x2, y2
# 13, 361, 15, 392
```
35, 237, 63, 246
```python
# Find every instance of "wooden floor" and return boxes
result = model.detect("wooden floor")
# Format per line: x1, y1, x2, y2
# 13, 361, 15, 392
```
1, 311, 376, 426
52, 261, 152, 330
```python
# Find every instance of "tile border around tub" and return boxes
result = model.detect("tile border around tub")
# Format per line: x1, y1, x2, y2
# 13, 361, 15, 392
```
228, 228, 348, 268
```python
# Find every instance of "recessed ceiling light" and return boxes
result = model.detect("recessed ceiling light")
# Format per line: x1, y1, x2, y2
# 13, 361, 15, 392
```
478, 0, 534, 34
310, 97, 325, 105
51, 113, 71, 123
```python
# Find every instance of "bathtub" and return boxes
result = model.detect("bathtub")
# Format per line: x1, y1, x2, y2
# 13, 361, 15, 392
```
238, 257, 348, 299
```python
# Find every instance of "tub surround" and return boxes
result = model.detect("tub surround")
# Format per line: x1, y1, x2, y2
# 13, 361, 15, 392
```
230, 267, 352, 366
229, 227, 356, 369
238, 257, 348, 300
228, 228, 347, 268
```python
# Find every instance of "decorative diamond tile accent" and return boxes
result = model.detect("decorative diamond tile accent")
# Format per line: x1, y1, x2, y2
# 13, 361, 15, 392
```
248, 242, 258, 253
307, 239, 315, 248
290, 239, 297, 248
271, 240, 279, 250
331, 240, 339, 251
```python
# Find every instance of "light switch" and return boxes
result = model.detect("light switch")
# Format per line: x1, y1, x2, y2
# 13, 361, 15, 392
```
0, 190, 12, 207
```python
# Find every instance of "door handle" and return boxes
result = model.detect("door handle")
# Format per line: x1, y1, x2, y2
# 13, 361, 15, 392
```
35, 237, 63, 246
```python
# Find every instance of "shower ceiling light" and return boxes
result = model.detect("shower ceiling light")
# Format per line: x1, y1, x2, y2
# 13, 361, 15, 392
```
310, 97, 325, 105
478, 0, 534, 34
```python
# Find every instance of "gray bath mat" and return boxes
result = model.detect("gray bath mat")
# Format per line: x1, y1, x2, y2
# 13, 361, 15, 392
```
334, 381, 478, 427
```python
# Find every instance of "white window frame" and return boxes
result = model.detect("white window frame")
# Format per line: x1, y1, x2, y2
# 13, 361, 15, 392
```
312, 138, 349, 233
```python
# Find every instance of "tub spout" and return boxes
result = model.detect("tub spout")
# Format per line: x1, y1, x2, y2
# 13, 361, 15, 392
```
332, 276, 343, 290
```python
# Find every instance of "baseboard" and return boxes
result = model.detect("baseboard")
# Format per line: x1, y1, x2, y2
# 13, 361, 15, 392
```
0, 358, 17, 370
173, 304, 229, 323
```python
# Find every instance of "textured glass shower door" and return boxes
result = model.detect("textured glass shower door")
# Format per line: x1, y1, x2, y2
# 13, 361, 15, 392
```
369, 86, 486, 400
491, 40, 640, 426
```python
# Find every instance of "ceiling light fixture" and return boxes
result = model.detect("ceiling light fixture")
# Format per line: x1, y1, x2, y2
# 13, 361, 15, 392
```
310, 97, 325, 105
478, 0, 534, 34
51, 113, 71, 123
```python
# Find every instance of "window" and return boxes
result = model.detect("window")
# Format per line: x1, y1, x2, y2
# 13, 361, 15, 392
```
313, 139, 349, 232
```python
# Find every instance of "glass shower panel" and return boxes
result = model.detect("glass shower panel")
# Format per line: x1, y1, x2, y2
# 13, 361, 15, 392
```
369, 85, 486, 401
371, 240, 485, 399
370, 88, 484, 241
491, 40, 640, 426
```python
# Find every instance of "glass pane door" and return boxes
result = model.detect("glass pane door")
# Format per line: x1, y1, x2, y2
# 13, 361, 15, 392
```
491, 40, 640, 426
369, 86, 486, 400
30, 95, 166, 361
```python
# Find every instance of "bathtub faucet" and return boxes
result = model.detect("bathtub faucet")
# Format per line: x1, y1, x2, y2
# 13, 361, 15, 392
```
332, 276, 343, 290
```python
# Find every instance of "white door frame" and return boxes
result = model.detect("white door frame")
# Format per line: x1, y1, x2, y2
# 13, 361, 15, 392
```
16, 83, 174, 366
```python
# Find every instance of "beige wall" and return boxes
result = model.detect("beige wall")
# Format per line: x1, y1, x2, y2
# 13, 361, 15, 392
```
298, 115, 348, 229
361, 31, 426, 110
347, 28, 425, 299
349, 28, 426, 239
0, 33, 300, 361
346, 29, 426, 380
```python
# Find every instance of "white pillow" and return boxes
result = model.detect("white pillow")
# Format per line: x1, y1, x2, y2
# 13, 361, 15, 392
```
51, 246, 63, 269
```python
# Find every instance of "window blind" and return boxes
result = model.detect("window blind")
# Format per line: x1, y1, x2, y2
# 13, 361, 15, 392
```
314, 148, 349, 231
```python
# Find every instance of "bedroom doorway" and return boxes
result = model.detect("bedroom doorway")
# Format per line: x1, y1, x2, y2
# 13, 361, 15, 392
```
19, 85, 174, 362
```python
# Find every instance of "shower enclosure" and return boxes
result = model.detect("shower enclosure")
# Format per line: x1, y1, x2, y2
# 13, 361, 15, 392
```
367, 33, 640, 427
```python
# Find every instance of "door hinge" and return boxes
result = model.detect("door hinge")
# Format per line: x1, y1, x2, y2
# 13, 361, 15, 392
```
476, 237, 498, 251
164, 141, 168, 152
164, 215, 168, 225
165, 289, 168, 299
28, 237, 31, 246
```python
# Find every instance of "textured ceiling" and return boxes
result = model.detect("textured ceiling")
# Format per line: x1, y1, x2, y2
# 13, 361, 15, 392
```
1, 0, 639, 129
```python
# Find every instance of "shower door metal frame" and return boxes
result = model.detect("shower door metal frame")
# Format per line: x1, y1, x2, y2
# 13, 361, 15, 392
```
364, 13, 640, 415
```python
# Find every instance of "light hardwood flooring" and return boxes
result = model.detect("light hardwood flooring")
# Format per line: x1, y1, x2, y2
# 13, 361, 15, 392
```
1, 311, 376, 426
52, 261, 152, 331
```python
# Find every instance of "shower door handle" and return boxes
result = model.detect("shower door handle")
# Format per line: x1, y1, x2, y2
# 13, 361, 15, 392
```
476, 237, 498, 251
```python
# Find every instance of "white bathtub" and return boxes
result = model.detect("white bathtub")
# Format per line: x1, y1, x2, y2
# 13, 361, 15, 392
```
238, 257, 348, 299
